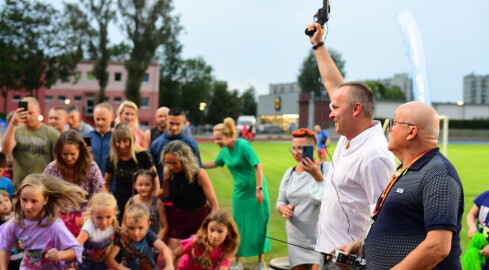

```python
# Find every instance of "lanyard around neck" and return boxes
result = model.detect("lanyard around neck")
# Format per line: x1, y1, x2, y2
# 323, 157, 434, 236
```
372, 148, 434, 219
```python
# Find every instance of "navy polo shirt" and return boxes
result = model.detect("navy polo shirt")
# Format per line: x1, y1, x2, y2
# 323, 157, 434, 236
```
364, 148, 464, 269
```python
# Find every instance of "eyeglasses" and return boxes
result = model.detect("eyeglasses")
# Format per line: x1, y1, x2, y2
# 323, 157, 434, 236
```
288, 146, 303, 154
163, 161, 179, 167
387, 120, 415, 132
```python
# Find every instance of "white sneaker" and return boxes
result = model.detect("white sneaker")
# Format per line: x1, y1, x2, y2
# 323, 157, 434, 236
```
230, 261, 243, 270
257, 261, 268, 270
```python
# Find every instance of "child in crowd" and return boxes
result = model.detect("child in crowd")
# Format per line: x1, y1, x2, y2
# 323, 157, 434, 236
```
0, 190, 20, 270
77, 193, 119, 270
124, 169, 168, 240
0, 153, 14, 196
466, 190, 489, 269
0, 190, 13, 226
105, 203, 174, 270
0, 174, 86, 269
174, 210, 240, 270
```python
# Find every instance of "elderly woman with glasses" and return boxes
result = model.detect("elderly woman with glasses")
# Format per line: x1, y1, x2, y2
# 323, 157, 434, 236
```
276, 128, 330, 270
159, 140, 218, 251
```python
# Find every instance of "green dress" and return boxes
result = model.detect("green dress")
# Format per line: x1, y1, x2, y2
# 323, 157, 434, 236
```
215, 138, 271, 257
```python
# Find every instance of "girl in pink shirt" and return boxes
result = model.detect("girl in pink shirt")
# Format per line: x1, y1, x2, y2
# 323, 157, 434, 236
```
175, 210, 240, 270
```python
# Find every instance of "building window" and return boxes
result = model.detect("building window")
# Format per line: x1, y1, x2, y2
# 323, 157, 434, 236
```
74, 72, 81, 81
12, 95, 21, 102
45, 96, 53, 103
114, 72, 122, 82
141, 97, 149, 109
85, 97, 95, 115
58, 95, 66, 103
143, 73, 150, 83
74, 96, 82, 103
87, 72, 94, 81
113, 97, 122, 104
140, 121, 149, 130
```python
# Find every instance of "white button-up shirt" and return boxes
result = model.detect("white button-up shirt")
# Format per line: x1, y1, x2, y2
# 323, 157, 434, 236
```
315, 120, 396, 253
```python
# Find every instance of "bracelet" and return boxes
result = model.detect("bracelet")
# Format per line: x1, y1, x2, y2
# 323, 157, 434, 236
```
312, 41, 324, 50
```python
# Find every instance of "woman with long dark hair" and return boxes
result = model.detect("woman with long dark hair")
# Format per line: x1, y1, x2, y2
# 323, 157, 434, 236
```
43, 129, 105, 236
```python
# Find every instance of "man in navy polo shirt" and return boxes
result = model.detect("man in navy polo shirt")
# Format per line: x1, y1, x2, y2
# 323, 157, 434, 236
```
336, 101, 464, 269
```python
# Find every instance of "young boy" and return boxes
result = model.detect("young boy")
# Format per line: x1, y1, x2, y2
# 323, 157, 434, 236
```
105, 204, 174, 270
0, 152, 14, 196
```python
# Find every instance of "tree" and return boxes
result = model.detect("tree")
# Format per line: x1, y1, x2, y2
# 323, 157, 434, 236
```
118, 0, 182, 106
179, 57, 213, 124
65, 0, 117, 103
240, 86, 257, 116
206, 82, 242, 125
0, 0, 82, 111
297, 49, 346, 97
365, 81, 406, 101
158, 38, 184, 108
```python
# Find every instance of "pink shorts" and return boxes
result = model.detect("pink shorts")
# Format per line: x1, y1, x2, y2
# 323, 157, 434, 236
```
317, 148, 327, 158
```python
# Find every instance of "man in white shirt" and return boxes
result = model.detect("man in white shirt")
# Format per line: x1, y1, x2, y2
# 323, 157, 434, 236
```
306, 22, 396, 269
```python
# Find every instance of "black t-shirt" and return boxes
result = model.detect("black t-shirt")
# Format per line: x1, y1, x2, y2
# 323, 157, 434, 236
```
106, 151, 154, 221
169, 171, 207, 210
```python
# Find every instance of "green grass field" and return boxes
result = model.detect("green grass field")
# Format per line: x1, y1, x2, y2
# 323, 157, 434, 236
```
198, 141, 489, 268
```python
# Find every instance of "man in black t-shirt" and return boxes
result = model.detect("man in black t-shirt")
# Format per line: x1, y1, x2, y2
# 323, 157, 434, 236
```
334, 101, 464, 270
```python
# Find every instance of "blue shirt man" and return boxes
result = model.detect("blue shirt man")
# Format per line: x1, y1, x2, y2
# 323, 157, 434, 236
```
82, 102, 114, 176
149, 107, 201, 186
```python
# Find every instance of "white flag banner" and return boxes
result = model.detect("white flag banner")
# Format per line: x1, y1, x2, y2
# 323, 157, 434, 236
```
396, 10, 432, 106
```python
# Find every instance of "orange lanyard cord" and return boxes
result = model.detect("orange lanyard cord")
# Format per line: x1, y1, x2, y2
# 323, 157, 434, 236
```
372, 148, 435, 217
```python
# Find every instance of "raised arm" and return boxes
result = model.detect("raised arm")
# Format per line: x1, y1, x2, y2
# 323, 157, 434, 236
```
306, 22, 344, 98
1, 108, 26, 155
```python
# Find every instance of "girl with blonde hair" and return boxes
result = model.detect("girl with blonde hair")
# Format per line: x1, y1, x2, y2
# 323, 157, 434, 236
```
77, 193, 120, 270
115, 100, 148, 149
0, 174, 86, 269
203, 117, 270, 270
104, 122, 159, 223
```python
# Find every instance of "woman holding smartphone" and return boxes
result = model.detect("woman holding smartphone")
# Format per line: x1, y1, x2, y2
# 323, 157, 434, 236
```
276, 128, 329, 270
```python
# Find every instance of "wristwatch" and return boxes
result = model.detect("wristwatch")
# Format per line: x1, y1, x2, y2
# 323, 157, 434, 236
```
256, 186, 263, 191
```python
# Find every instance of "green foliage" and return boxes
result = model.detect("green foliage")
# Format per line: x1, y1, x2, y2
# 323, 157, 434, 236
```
119, 0, 182, 106
365, 81, 407, 101
179, 57, 214, 124
297, 48, 346, 97
109, 42, 131, 61
65, 0, 117, 103
240, 86, 257, 116
206, 82, 243, 125
159, 38, 184, 108
0, 0, 82, 111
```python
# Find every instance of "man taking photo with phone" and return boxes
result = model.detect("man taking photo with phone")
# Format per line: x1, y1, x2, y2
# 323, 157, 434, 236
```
2, 97, 60, 187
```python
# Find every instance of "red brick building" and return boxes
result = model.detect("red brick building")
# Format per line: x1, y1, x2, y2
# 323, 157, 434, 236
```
0, 61, 160, 128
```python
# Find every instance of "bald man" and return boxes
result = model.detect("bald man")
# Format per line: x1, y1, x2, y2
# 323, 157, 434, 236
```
1, 97, 60, 187
145, 106, 169, 145
334, 102, 464, 269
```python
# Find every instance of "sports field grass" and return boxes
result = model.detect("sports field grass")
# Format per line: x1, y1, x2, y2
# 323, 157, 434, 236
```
198, 141, 489, 268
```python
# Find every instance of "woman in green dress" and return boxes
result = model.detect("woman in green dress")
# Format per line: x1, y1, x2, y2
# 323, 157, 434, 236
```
203, 117, 270, 270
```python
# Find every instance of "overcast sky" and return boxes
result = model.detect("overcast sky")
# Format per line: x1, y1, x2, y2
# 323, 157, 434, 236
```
51, 0, 489, 103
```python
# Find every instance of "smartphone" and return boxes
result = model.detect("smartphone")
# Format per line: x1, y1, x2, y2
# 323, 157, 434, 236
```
18, 101, 28, 112
302, 145, 314, 161
83, 136, 91, 147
